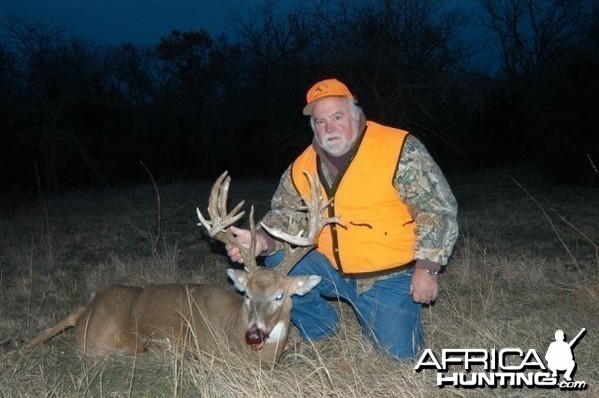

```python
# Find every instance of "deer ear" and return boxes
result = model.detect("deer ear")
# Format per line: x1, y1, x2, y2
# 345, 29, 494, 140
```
227, 269, 249, 292
291, 275, 322, 296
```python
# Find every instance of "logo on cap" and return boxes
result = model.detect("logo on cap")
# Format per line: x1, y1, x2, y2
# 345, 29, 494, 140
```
303, 78, 354, 115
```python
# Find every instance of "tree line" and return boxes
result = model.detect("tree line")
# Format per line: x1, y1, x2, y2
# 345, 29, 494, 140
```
0, 0, 597, 196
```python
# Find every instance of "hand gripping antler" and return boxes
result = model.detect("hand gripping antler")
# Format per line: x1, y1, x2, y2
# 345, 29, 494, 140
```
260, 171, 345, 275
196, 171, 259, 272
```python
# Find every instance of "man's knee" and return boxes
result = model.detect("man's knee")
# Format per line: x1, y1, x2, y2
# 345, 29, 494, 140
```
356, 276, 423, 360
366, 309, 423, 360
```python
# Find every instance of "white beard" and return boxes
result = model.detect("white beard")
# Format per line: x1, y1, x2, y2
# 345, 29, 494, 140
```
316, 132, 352, 156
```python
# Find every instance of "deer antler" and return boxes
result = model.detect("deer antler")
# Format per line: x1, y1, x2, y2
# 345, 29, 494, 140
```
196, 171, 258, 272
260, 171, 344, 275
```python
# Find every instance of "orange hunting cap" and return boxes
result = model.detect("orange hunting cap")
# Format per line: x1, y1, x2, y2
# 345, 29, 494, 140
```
303, 78, 354, 115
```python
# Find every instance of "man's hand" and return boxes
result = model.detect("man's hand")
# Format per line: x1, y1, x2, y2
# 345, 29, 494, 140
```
409, 268, 439, 304
225, 226, 269, 263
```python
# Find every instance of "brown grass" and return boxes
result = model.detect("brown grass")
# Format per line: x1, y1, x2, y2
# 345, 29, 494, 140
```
1, 167, 597, 397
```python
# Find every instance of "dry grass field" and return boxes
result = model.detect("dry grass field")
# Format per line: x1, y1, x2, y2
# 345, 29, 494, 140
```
0, 167, 597, 397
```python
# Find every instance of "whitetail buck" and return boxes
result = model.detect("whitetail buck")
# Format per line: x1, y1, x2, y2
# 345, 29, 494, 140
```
23, 171, 341, 363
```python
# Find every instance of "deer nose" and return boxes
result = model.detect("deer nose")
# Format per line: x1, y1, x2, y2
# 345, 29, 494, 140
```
245, 327, 269, 349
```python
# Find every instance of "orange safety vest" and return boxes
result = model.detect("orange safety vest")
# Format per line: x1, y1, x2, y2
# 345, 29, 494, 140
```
291, 121, 416, 275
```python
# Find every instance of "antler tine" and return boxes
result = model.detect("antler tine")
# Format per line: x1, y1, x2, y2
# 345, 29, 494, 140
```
210, 172, 246, 224
196, 171, 259, 272
217, 173, 231, 219
244, 206, 258, 272
304, 171, 340, 240
207, 171, 228, 221
261, 171, 344, 247
261, 171, 345, 275
197, 171, 245, 237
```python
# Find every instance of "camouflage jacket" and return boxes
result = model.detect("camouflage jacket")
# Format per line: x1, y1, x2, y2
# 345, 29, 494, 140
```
260, 127, 459, 293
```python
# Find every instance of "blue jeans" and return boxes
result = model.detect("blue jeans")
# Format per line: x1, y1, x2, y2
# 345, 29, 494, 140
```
265, 250, 423, 360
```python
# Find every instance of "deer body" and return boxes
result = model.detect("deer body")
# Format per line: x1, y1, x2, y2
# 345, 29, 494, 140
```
25, 271, 319, 363
23, 171, 337, 363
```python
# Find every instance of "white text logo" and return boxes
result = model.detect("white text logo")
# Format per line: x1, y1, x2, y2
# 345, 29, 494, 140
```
414, 328, 587, 390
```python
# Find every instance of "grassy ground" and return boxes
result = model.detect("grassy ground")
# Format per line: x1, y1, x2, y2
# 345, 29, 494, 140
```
0, 167, 597, 397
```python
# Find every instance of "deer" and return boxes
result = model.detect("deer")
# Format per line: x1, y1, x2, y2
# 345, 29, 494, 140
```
22, 171, 342, 363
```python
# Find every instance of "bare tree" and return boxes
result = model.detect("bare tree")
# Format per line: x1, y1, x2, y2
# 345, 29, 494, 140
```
479, 0, 599, 182
107, 43, 158, 108
1, 15, 111, 193
154, 29, 218, 176
480, 0, 595, 78
228, 0, 317, 170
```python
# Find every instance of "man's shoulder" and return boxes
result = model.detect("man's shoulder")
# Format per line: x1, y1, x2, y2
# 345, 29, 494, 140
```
367, 120, 410, 134
365, 121, 410, 145
400, 134, 429, 156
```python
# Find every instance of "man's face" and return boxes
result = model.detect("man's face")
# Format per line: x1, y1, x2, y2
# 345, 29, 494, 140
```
311, 96, 359, 156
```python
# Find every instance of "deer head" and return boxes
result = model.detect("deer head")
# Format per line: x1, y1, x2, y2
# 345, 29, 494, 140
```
196, 171, 342, 353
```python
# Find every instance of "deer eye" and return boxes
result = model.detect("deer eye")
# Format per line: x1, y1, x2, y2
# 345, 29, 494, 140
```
275, 293, 284, 301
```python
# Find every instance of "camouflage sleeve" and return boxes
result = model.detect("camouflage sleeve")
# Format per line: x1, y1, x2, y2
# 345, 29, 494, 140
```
259, 165, 307, 253
395, 135, 458, 265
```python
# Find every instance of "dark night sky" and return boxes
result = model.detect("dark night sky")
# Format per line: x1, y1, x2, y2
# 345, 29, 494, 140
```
1, 0, 283, 45
1, 0, 500, 71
